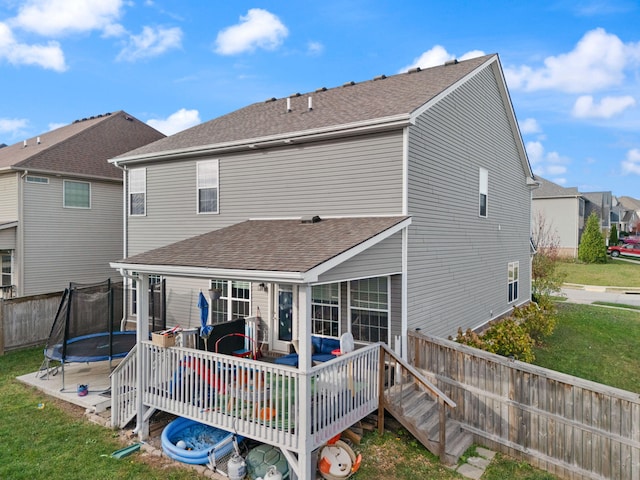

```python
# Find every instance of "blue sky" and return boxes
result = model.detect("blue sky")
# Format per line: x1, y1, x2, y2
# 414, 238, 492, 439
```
1, 1, 640, 197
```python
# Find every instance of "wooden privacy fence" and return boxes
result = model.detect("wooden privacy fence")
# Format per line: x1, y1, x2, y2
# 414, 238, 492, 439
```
408, 331, 640, 480
0, 292, 62, 354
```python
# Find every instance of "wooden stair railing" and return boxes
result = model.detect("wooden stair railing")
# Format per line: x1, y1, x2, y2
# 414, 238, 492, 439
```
378, 344, 458, 463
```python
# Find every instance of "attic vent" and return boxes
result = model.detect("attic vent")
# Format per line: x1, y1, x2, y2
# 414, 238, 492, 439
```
265, 97, 277, 103
444, 59, 459, 66
301, 215, 322, 224
373, 74, 387, 81
407, 67, 421, 74
290, 92, 301, 97
315, 87, 327, 92
343, 81, 356, 87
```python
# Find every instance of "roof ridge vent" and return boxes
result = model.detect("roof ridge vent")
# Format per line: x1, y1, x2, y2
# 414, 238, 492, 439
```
407, 67, 421, 74
265, 97, 277, 103
315, 87, 327, 92
373, 74, 387, 81
444, 59, 459, 66
343, 81, 356, 87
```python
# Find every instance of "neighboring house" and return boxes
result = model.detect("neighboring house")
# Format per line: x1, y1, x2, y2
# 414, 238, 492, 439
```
532, 177, 585, 257
618, 196, 640, 234
0, 111, 164, 298
582, 191, 612, 232
109, 54, 535, 478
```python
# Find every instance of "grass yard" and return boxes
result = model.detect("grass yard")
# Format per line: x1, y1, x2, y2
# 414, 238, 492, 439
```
533, 302, 640, 393
557, 259, 640, 287
0, 347, 558, 480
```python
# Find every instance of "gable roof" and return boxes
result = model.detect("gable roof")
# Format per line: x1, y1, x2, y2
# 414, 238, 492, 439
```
532, 176, 581, 199
112, 216, 410, 283
618, 196, 640, 212
0, 111, 164, 180
114, 55, 499, 162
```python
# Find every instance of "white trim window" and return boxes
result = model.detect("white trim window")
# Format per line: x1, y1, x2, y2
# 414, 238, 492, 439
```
25, 176, 49, 184
129, 168, 146, 216
350, 277, 389, 343
1, 250, 12, 286
479, 167, 488, 217
312, 283, 340, 336
210, 280, 250, 323
508, 261, 519, 303
63, 180, 91, 208
197, 160, 219, 214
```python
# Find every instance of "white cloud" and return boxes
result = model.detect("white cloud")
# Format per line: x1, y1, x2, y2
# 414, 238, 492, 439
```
116, 26, 182, 62
519, 118, 541, 135
214, 8, 288, 55
526, 140, 570, 181
0, 22, 66, 71
147, 108, 201, 135
621, 149, 640, 175
0, 117, 28, 135
307, 41, 324, 56
572, 95, 636, 118
504, 28, 638, 93
11, 0, 125, 37
399, 46, 485, 73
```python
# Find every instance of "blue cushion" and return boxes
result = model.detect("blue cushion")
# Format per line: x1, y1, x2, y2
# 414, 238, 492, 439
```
274, 353, 299, 367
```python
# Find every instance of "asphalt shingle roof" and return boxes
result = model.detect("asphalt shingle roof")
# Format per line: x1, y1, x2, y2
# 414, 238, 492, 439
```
0, 111, 165, 180
119, 55, 495, 159
119, 216, 409, 273
532, 176, 580, 198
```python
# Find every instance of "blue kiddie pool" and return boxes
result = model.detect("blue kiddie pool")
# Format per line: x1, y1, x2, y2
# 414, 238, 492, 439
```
161, 417, 242, 465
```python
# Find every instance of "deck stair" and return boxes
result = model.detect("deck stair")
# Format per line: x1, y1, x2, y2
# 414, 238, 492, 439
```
379, 345, 472, 465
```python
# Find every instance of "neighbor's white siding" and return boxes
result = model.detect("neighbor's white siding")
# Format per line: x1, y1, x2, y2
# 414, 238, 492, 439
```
0, 173, 18, 222
532, 197, 582, 257
21, 176, 123, 296
406, 65, 532, 337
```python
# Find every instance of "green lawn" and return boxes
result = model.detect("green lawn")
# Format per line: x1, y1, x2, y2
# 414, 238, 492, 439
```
533, 302, 640, 393
557, 259, 640, 287
0, 346, 557, 479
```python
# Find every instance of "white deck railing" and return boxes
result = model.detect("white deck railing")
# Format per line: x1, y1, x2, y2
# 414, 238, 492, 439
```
113, 341, 381, 452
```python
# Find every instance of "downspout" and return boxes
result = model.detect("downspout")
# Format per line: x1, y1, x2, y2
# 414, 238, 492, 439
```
112, 161, 130, 330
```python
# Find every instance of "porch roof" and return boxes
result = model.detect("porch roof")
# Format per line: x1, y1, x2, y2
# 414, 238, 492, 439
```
111, 216, 410, 283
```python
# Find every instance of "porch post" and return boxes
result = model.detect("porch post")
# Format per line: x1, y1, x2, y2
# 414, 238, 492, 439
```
136, 272, 150, 440
297, 284, 313, 480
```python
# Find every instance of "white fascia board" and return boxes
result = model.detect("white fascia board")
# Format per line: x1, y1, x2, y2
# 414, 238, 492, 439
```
110, 114, 411, 166
110, 262, 306, 283
0, 221, 18, 230
301, 217, 412, 283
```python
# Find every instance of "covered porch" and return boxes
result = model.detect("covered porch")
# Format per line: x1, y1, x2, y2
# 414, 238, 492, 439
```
110, 216, 412, 479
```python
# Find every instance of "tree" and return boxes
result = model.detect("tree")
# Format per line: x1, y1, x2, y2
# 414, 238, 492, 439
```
531, 211, 565, 301
608, 224, 619, 246
578, 212, 608, 263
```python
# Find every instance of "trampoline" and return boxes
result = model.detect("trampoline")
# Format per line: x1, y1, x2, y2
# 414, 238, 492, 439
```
40, 279, 155, 390
45, 331, 137, 363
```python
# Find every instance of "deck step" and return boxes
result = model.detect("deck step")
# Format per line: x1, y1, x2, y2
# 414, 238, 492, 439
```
384, 380, 473, 466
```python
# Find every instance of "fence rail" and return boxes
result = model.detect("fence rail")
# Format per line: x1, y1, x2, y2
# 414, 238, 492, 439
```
409, 331, 640, 480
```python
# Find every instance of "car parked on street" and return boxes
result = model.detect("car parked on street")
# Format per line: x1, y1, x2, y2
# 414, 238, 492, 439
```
607, 243, 640, 258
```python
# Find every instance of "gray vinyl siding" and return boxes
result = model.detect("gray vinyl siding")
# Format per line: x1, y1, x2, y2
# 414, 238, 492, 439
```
0, 173, 18, 221
317, 233, 402, 284
532, 197, 581, 255
127, 132, 404, 255
406, 65, 532, 338
21, 177, 123, 296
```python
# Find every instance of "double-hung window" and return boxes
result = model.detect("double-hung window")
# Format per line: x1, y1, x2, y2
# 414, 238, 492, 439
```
197, 160, 219, 214
1, 250, 12, 286
479, 167, 488, 217
129, 168, 146, 216
131, 274, 161, 316
350, 277, 389, 343
63, 180, 90, 208
311, 283, 340, 336
210, 280, 250, 323
508, 261, 519, 303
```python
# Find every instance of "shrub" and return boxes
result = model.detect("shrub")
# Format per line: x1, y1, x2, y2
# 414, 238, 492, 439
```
481, 318, 535, 363
513, 301, 557, 345
578, 212, 608, 263
609, 224, 619, 246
